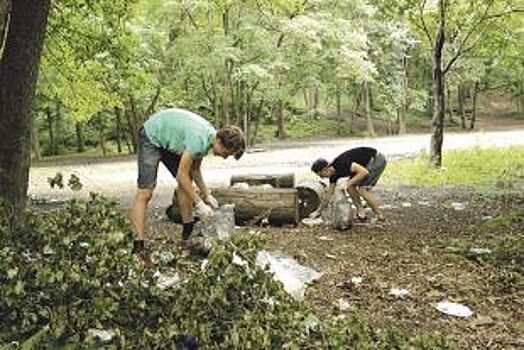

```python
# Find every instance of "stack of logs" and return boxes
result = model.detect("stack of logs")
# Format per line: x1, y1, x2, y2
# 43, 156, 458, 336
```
166, 173, 326, 226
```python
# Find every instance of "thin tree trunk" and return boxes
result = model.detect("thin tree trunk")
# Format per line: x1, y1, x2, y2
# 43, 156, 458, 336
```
30, 112, 41, 161
275, 100, 286, 139
398, 56, 408, 135
458, 84, 466, 129
470, 81, 479, 130
250, 99, 264, 146
97, 112, 107, 157
114, 106, 123, 153
364, 81, 375, 136
429, 0, 446, 167
336, 88, 342, 136
45, 106, 55, 155
75, 122, 85, 153
0, 0, 50, 212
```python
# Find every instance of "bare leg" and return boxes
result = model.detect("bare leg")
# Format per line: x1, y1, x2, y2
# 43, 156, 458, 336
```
177, 187, 194, 224
357, 188, 383, 219
129, 189, 153, 240
346, 185, 366, 218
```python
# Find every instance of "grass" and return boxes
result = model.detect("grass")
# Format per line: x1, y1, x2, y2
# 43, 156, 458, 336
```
382, 146, 524, 189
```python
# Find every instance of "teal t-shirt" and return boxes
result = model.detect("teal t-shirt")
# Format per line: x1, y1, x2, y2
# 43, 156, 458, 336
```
143, 108, 216, 158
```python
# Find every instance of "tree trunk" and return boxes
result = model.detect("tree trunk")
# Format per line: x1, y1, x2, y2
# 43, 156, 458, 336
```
230, 173, 295, 188
398, 56, 408, 135
75, 122, 85, 153
470, 81, 479, 130
275, 100, 286, 139
30, 112, 41, 161
458, 84, 466, 129
97, 112, 107, 157
429, 0, 446, 167
0, 0, 50, 212
336, 88, 342, 135
168, 187, 299, 226
0, 0, 11, 56
114, 106, 123, 153
45, 106, 56, 155
364, 81, 375, 136
446, 84, 452, 122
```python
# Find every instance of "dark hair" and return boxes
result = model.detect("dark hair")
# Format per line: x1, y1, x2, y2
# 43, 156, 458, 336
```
217, 126, 246, 160
311, 158, 329, 173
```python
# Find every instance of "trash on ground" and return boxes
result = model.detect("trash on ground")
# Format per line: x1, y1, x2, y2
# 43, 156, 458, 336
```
351, 277, 363, 286
88, 329, 116, 342
435, 301, 473, 317
193, 204, 235, 240
451, 202, 466, 211
154, 271, 181, 290
469, 248, 492, 255
317, 235, 334, 241
302, 217, 324, 227
389, 287, 410, 299
417, 201, 431, 206
232, 253, 249, 268
325, 253, 337, 260
335, 298, 351, 311
232, 182, 250, 189
381, 204, 396, 210
401, 202, 412, 208
322, 186, 352, 230
481, 215, 493, 221
256, 250, 323, 300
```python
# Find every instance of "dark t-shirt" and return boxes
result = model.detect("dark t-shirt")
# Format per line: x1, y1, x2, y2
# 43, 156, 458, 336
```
329, 147, 377, 184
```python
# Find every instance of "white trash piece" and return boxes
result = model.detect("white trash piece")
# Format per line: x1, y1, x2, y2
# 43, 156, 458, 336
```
154, 271, 181, 290
469, 248, 492, 255
451, 202, 466, 211
317, 236, 334, 242
351, 277, 363, 286
302, 217, 324, 227
256, 250, 323, 301
88, 329, 116, 342
389, 287, 410, 299
401, 202, 412, 208
336, 298, 351, 311
435, 301, 473, 318
322, 186, 352, 230
193, 204, 235, 240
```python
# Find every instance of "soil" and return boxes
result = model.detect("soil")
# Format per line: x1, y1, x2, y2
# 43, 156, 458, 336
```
147, 185, 523, 349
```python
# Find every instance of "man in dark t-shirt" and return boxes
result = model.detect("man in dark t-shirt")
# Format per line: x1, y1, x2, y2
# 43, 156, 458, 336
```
310, 147, 387, 221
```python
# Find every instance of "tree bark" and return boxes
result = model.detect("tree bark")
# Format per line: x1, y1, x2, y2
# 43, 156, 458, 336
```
30, 112, 41, 161
364, 81, 375, 136
0, 0, 10, 54
275, 100, 286, 139
0, 0, 50, 212
114, 106, 123, 153
75, 122, 85, 153
398, 56, 408, 134
45, 106, 55, 155
470, 81, 479, 130
458, 84, 466, 129
429, 0, 446, 167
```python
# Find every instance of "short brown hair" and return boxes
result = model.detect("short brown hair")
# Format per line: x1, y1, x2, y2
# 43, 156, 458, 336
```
217, 126, 246, 160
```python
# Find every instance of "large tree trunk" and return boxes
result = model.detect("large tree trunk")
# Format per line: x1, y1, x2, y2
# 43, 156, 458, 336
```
0, 0, 50, 212
470, 81, 479, 130
429, 0, 446, 167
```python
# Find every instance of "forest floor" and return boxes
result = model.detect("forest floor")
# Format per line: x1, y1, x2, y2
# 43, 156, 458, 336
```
148, 185, 524, 349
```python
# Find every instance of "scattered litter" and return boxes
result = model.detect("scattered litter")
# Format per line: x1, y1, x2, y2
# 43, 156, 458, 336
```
381, 204, 396, 210
335, 298, 351, 311
154, 271, 181, 290
471, 315, 495, 327
193, 204, 235, 240
325, 253, 337, 260
201, 259, 209, 271
256, 250, 323, 300
43, 246, 55, 255
451, 202, 466, 211
156, 251, 175, 264
79, 242, 89, 248
469, 248, 492, 255
481, 215, 493, 221
401, 202, 412, 208
351, 277, 363, 286
232, 182, 250, 189
323, 186, 352, 230
88, 329, 116, 342
435, 301, 473, 318
317, 236, 334, 242
417, 201, 431, 206
389, 287, 410, 299
232, 253, 249, 267
302, 217, 324, 227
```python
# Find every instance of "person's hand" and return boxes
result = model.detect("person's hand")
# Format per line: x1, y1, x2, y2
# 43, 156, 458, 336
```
204, 194, 219, 209
309, 210, 320, 219
195, 200, 214, 220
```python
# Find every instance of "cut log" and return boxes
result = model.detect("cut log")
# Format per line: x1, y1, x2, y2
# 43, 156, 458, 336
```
230, 173, 295, 188
295, 180, 326, 219
166, 187, 299, 226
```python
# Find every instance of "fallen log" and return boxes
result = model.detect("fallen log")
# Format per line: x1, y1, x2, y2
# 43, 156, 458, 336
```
166, 186, 299, 226
295, 180, 325, 219
230, 173, 295, 188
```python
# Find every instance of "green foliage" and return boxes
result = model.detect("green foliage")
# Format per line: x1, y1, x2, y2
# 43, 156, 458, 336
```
47, 173, 84, 192
383, 146, 524, 189
0, 196, 454, 349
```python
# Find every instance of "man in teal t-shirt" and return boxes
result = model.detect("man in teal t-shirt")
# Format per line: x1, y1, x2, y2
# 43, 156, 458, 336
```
129, 108, 246, 266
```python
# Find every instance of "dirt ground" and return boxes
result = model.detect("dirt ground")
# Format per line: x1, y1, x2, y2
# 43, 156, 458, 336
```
147, 185, 523, 349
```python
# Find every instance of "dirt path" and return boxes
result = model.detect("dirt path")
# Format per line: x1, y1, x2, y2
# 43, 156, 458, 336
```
29, 127, 524, 211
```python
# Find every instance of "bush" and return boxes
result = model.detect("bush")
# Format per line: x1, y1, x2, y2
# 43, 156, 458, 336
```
0, 196, 454, 349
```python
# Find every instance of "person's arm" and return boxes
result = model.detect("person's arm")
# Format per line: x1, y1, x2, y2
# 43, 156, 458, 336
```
176, 151, 198, 204
310, 183, 335, 218
191, 158, 208, 197
346, 162, 369, 187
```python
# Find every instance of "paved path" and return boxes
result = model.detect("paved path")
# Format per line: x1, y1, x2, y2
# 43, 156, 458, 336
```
29, 128, 524, 210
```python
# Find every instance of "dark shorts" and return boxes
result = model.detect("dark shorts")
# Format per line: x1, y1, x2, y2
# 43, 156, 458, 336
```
359, 152, 387, 189
137, 129, 181, 189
